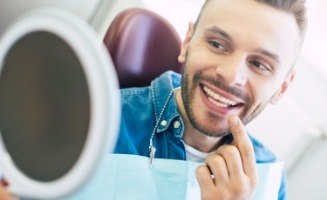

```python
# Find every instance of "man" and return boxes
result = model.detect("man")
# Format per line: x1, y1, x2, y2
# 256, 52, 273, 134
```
115, 0, 306, 199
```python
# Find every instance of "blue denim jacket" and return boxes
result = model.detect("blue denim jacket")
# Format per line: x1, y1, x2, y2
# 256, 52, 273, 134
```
114, 71, 286, 199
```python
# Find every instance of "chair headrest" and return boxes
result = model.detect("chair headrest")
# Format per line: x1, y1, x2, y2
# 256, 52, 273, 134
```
103, 8, 183, 88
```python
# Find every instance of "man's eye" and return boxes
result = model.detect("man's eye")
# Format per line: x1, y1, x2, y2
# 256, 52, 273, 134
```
209, 41, 225, 50
249, 60, 270, 71
251, 60, 262, 68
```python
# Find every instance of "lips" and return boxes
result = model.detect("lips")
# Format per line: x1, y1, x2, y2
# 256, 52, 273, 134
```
200, 84, 244, 114
203, 86, 239, 107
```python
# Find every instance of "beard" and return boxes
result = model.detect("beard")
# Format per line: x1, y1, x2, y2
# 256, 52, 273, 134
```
180, 69, 270, 138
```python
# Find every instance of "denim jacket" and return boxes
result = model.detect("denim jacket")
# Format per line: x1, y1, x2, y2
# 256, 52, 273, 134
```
114, 71, 286, 200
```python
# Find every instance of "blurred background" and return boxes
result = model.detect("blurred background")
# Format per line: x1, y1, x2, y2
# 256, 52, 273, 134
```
0, 0, 326, 199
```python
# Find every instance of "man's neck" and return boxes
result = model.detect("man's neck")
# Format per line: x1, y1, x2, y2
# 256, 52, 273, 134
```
175, 89, 221, 153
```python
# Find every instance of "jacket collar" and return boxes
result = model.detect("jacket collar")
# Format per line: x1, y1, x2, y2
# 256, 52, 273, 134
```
150, 71, 182, 133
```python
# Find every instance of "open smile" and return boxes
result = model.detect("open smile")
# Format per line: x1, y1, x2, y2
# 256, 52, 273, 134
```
200, 83, 244, 114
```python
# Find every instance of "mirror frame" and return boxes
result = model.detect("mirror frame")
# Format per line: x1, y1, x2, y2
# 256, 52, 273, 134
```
0, 8, 120, 199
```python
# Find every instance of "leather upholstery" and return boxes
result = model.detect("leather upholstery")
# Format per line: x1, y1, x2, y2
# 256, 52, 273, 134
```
103, 8, 183, 88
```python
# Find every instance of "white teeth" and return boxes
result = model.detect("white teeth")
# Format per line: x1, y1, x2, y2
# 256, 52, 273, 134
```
208, 97, 228, 108
203, 86, 238, 106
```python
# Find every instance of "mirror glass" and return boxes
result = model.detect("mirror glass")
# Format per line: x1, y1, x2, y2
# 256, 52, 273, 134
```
0, 31, 90, 182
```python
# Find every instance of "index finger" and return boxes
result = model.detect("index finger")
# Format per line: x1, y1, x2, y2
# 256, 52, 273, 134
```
228, 115, 256, 177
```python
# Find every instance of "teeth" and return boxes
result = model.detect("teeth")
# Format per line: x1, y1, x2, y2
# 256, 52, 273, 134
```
203, 86, 238, 106
208, 97, 228, 108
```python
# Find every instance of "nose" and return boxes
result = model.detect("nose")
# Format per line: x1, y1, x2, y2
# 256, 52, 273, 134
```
215, 54, 248, 86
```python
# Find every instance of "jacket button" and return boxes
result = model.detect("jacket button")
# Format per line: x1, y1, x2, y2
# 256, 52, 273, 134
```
173, 120, 181, 129
160, 120, 168, 127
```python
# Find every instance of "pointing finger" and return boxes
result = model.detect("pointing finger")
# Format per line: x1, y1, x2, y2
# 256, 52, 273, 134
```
228, 115, 256, 178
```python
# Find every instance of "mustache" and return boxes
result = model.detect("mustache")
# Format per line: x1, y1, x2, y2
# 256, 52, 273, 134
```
193, 72, 250, 104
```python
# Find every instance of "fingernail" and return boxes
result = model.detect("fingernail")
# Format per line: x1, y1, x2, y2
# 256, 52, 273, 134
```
230, 116, 239, 125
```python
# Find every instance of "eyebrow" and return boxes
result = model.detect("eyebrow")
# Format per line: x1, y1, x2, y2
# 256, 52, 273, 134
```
254, 48, 281, 65
205, 26, 233, 42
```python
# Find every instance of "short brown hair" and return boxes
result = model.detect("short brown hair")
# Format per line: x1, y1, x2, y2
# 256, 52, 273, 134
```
194, 0, 307, 40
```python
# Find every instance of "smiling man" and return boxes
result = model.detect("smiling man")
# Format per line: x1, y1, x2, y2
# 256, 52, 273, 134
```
115, 0, 307, 199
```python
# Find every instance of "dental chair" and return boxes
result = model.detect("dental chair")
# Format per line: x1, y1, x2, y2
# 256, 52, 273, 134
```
103, 8, 183, 88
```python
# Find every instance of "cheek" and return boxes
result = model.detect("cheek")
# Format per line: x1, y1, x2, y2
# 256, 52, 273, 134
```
248, 79, 277, 106
184, 49, 218, 72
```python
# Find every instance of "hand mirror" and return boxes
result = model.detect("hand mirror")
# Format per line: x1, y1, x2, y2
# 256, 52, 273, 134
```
0, 8, 120, 199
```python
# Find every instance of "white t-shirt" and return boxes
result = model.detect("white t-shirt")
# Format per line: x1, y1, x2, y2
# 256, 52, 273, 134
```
182, 141, 210, 163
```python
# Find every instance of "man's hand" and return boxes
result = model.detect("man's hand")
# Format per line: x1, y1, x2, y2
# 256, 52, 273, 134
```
0, 180, 17, 200
196, 115, 258, 200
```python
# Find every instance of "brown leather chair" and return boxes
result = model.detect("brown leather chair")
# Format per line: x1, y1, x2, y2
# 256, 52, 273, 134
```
103, 8, 183, 88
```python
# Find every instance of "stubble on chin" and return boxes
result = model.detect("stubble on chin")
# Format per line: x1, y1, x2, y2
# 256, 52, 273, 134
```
181, 71, 231, 137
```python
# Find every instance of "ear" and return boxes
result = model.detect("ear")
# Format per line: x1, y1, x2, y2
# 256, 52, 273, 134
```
270, 69, 297, 105
178, 22, 194, 64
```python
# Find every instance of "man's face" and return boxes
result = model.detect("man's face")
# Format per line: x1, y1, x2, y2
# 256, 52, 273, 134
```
178, 0, 301, 137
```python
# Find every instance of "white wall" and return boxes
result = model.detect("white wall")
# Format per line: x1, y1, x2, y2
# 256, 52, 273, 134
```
140, 0, 203, 39
90, 0, 146, 39
0, 0, 101, 34
288, 138, 327, 200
